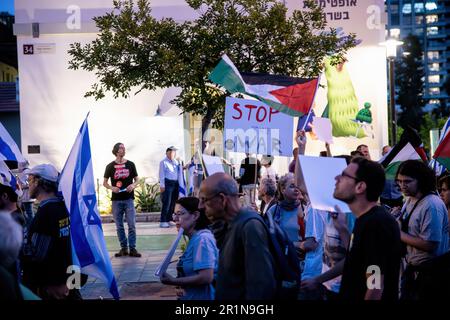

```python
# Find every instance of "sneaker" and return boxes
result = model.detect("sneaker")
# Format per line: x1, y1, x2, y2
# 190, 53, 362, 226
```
168, 221, 176, 227
160, 222, 170, 228
129, 248, 142, 258
115, 247, 128, 257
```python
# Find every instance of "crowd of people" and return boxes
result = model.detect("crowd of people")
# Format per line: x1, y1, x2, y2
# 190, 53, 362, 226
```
157, 131, 450, 301
1, 132, 449, 301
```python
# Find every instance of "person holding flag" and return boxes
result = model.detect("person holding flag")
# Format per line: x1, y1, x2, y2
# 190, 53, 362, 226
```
103, 143, 141, 258
59, 116, 120, 300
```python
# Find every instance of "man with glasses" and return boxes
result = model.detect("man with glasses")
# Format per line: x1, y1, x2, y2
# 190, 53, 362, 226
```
198, 172, 276, 300
333, 157, 401, 300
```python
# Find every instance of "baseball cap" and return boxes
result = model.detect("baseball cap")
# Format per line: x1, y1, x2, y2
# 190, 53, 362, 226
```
26, 164, 59, 183
166, 146, 178, 152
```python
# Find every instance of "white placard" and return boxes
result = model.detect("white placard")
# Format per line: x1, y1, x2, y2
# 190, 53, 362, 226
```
311, 117, 333, 144
155, 227, 184, 277
202, 154, 225, 176
298, 155, 350, 212
224, 97, 293, 157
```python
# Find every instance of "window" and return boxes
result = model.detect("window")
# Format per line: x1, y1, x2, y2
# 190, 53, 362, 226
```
403, 15, 412, 24
429, 87, 440, 95
416, 16, 424, 25
391, 14, 400, 25
429, 63, 440, 71
427, 51, 439, 59
426, 15, 438, 24
428, 75, 440, 83
425, 2, 437, 11
415, 28, 424, 36
427, 26, 439, 35
415, 3, 425, 13
429, 99, 440, 105
402, 4, 412, 14
390, 28, 401, 39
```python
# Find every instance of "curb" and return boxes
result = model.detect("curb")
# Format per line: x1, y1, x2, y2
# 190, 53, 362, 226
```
101, 212, 161, 223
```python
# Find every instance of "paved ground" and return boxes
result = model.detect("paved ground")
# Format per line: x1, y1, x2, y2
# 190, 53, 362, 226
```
81, 222, 183, 300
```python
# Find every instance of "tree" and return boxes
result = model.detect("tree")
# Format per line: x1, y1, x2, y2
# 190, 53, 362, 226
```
68, 0, 357, 149
395, 34, 425, 131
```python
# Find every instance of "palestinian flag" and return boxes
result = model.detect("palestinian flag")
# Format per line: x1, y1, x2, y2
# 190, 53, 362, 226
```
381, 142, 422, 180
430, 117, 450, 174
208, 54, 319, 117
433, 128, 450, 171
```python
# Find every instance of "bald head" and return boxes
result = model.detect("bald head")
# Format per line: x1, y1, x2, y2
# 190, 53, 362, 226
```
199, 172, 241, 222
203, 172, 239, 195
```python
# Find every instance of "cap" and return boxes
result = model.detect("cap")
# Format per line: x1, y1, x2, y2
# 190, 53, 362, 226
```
166, 146, 178, 152
26, 164, 59, 183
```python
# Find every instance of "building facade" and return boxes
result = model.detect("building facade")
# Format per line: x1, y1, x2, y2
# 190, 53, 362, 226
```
386, 0, 450, 109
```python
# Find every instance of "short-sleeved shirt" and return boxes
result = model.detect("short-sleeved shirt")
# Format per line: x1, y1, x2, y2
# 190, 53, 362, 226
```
22, 198, 72, 290
266, 205, 300, 244
402, 194, 449, 266
177, 229, 218, 300
301, 206, 326, 280
340, 206, 401, 301
104, 160, 138, 201
322, 211, 355, 293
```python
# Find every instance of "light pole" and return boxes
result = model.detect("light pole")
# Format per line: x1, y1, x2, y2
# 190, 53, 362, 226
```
380, 38, 403, 146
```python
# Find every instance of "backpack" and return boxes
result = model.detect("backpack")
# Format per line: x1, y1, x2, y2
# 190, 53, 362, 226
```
263, 206, 301, 300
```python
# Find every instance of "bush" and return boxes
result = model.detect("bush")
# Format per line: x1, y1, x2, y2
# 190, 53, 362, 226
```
135, 178, 162, 213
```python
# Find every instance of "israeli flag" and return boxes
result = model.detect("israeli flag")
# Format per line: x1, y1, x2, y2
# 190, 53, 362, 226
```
59, 115, 120, 300
178, 161, 187, 197
0, 121, 27, 165
0, 160, 17, 190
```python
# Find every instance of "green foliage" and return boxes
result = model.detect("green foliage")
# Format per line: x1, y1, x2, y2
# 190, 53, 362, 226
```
134, 178, 161, 212
395, 34, 425, 130
98, 186, 112, 215
419, 113, 447, 152
68, 0, 358, 131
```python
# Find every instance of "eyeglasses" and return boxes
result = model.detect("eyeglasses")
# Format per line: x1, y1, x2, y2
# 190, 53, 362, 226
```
339, 171, 359, 181
395, 178, 415, 186
172, 210, 189, 220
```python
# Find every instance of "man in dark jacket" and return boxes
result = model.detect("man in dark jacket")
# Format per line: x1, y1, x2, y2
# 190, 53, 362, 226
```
199, 172, 276, 300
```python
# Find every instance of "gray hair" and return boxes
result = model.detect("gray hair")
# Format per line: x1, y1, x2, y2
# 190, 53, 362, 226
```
260, 178, 277, 197
0, 213, 23, 268
277, 173, 295, 200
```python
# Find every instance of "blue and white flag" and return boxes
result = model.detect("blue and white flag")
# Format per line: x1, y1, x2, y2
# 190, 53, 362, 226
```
59, 115, 119, 300
0, 121, 27, 165
187, 161, 195, 196
0, 160, 17, 190
178, 161, 187, 197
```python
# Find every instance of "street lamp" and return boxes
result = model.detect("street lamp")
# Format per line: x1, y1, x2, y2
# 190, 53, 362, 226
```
380, 38, 403, 146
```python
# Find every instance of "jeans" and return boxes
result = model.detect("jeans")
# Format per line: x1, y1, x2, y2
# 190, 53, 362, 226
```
161, 179, 179, 222
112, 199, 137, 249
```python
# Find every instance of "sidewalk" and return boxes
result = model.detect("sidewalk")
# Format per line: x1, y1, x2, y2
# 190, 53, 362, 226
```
81, 222, 182, 300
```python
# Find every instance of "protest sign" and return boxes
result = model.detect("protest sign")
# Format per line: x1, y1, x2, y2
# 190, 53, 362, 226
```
299, 155, 350, 212
224, 97, 293, 157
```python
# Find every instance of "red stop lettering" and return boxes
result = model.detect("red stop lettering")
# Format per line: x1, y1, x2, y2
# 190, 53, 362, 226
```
256, 106, 267, 122
244, 104, 258, 121
269, 108, 279, 122
232, 103, 243, 120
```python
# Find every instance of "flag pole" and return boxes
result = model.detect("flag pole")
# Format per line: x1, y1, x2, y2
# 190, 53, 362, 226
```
301, 107, 314, 131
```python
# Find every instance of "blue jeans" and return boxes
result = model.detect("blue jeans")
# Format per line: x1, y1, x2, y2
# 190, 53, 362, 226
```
112, 199, 137, 249
161, 179, 179, 222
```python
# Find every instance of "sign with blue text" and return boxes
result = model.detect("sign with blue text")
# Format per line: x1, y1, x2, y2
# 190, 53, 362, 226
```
224, 97, 293, 157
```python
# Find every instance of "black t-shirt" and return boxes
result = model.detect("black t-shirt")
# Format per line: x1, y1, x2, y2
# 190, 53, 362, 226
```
22, 199, 72, 290
104, 160, 138, 201
239, 157, 261, 186
340, 205, 401, 300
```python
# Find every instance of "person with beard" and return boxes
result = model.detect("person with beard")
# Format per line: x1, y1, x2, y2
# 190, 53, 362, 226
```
334, 157, 401, 300
21, 164, 77, 300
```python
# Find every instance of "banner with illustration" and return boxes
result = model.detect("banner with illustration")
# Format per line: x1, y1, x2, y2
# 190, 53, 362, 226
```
287, 0, 388, 159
